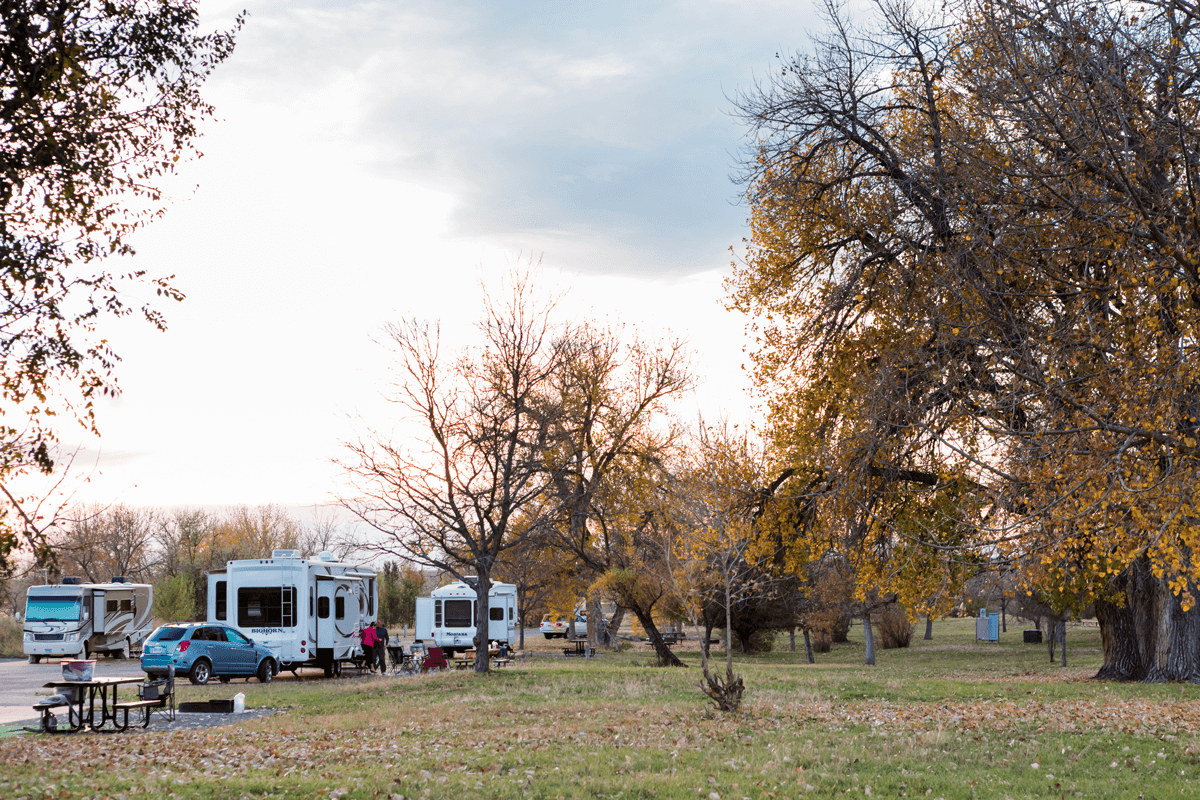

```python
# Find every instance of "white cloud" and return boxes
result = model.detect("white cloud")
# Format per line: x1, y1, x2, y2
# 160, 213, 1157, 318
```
43, 0, 830, 507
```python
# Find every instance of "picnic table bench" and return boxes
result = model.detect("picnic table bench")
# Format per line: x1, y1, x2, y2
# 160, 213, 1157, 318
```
562, 639, 587, 656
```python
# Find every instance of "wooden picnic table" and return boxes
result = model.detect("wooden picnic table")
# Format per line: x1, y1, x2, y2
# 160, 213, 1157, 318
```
36, 676, 144, 733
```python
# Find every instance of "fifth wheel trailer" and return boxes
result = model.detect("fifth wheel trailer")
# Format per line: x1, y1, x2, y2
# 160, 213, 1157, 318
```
414, 578, 517, 655
207, 550, 378, 677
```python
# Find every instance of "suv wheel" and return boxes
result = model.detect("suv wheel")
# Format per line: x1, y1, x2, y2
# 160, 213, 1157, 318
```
189, 658, 212, 685
257, 659, 275, 684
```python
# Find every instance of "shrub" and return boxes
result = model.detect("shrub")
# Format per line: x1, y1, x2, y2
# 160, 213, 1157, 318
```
153, 574, 198, 621
0, 615, 23, 658
876, 604, 914, 649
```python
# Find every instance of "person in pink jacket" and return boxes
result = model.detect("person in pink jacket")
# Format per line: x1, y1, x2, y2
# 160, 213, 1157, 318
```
361, 623, 379, 673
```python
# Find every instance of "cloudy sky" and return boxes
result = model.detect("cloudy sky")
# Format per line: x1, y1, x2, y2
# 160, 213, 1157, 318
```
54, 0, 825, 510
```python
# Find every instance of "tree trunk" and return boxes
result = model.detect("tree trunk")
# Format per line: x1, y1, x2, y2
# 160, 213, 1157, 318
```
517, 590, 526, 650
627, 604, 684, 667
1001, 598, 1008, 633
1094, 594, 1147, 681
587, 595, 615, 649
863, 614, 876, 666
474, 573, 492, 674
1047, 617, 1056, 663
1143, 570, 1200, 683
1058, 618, 1067, 668
1094, 558, 1200, 683
803, 628, 815, 664
608, 606, 626, 644
924, 615, 933, 641
789, 626, 796, 653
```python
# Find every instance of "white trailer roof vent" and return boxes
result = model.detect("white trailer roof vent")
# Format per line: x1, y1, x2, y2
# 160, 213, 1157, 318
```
272, 549, 302, 560
316, 551, 337, 562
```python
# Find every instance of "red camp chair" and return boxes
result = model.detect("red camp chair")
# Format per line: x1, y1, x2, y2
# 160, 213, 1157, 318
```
421, 647, 448, 672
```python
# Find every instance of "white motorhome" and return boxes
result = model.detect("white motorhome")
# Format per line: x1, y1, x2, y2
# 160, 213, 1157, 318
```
206, 550, 378, 677
414, 578, 517, 655
24, 577, 153, 662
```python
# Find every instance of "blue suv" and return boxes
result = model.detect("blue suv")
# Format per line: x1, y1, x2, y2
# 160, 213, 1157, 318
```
141, 622, 277, 685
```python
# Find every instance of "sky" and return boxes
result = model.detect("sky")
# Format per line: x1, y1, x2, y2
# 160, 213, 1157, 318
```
47, 0, 828, 512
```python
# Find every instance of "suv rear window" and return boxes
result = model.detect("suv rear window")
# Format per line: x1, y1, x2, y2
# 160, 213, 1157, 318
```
150, 627, 187, 642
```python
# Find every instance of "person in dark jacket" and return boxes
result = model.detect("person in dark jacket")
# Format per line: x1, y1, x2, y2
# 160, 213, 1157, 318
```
374, 619, 389, 673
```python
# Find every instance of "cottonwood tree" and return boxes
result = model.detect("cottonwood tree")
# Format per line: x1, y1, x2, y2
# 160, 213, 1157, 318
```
492, 512, 587, 649
55, 504, 156, 583
591, 454, 687, 667
731, 0, 1200, 681
0, 1, 240, 567
541, 323, 693, 649
339, 270, 565, 673
154, 508, 222, 613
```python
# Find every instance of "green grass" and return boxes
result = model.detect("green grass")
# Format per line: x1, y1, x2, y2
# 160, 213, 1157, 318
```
2, 619, 1199, 799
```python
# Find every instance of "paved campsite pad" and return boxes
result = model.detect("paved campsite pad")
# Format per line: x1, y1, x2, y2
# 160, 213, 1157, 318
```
0, 707, 282, 736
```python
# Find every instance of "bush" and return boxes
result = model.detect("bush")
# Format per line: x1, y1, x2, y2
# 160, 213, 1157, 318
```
0, 616, 23, 658
809, 629, 832, 653
154, 574, 198, 621
876, 604, 914, 649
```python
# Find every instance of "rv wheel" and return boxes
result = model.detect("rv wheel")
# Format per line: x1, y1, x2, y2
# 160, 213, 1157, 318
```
120, 638, 131, 660
28, 655, 40, 664
189, 658, 212, 685
219, 676, 231, 684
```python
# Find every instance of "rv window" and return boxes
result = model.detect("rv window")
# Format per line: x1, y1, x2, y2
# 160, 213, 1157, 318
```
509, 607, 514, 620
444, 599, 472, 628
120, 599, 132, 612
237, 587, 297, 628
318, 596, 330, 619
434, 600, 442, 628
24, 597, 82, 622
215, 581, 227, 621
335, 596, 345, 620
107, 599, 117, 613
489, 607, 504, 622
368, 578, 375, 615
309, 587, 314, 617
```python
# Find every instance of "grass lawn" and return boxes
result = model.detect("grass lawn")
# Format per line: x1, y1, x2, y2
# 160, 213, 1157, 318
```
2, 618, 1199, 799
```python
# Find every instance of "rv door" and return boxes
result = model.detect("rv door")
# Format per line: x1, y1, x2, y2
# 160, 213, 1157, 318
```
316, 577, 336, 648
92, 591, 106, 634
415, 597, 433, 640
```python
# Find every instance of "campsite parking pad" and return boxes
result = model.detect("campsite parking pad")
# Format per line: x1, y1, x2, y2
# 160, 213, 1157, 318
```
2, 707, 282, 736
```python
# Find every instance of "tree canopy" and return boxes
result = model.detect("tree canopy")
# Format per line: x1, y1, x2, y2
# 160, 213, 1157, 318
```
0, 0, 241, 567
731, 0, 1200, 680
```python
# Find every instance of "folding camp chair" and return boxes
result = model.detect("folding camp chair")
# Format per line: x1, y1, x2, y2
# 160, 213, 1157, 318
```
421, 647, 448, 672
114, 665, 175, 730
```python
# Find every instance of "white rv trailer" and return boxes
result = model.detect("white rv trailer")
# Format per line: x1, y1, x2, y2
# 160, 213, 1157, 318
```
24, 577, 153, 662
414, 578, 517, 655
206, 550, 378, 677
